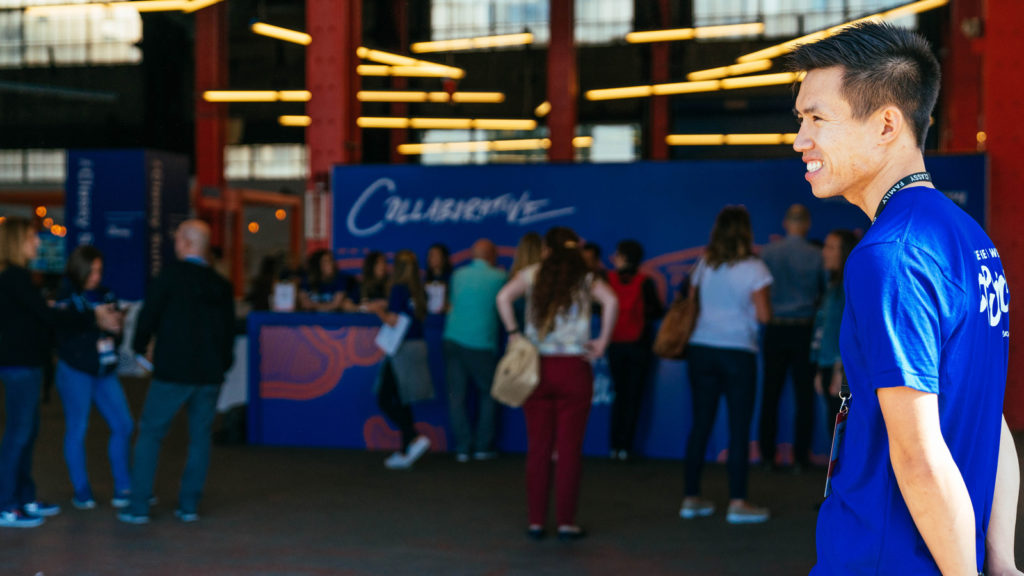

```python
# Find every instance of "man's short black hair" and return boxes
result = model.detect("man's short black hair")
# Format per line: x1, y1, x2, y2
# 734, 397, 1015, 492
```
788, 22, 940, 149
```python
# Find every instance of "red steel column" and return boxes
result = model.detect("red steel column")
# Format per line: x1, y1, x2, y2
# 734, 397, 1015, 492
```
547, 0, 576, 162
939, 0, 983, 152
984, 0, 1024, 429
194, 2, 228, 245
648, 0, 670, 160
306, 0, 361, 252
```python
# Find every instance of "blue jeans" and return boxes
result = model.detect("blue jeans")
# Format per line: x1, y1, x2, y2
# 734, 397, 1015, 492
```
0, 367, 42, 511
55, 361, 134, 500
685, 345, 757, 500
128, 380, 220, 516
443, 341, 499, 455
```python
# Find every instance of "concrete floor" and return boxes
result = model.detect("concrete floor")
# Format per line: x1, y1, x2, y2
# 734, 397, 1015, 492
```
2, 378, 1022, 576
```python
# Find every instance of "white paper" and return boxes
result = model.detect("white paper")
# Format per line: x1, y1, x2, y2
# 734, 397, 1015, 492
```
425, 282, 447, 314
271, 281, 297, 312
374, 313, 411, 357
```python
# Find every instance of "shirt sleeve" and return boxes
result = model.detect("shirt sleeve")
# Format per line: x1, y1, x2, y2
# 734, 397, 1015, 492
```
845, 243, 952, 394
748, 259, 773, 293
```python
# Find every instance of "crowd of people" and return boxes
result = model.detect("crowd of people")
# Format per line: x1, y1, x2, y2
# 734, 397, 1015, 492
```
0, 205, 876, 534
0, 22, 1019, 575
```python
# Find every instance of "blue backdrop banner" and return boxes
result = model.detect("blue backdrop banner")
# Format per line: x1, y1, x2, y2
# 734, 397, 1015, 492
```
246, 155, 987, 460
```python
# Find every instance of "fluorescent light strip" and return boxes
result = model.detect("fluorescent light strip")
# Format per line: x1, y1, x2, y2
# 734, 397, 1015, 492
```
202, 90, 312, 103
398, 135, 592, 155
585, 72, 801, 101
626, 22, 764, 44
356, 47, 465, 78
358, 117, 537, 130
356, 91, 504, 103
666, 133, 797, 146
279, 115, 312, 127
534, 101, 551, 118
251, 21, 313, 46
687, 59, 773, 81
736, 0, 949, 63
25, 0, 220, 15
410, 32, 534, 53
357, 65, 466, 80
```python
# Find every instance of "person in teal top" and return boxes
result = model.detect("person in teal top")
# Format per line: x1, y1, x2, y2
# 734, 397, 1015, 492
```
442, 239, 507, 461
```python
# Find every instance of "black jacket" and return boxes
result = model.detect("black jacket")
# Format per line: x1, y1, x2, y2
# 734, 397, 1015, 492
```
54, 281, 121, 376
0, 265, 95, 368
132, 260, 235, 385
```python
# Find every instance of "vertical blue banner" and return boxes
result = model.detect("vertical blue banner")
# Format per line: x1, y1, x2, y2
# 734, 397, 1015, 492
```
65, 149, 189, 300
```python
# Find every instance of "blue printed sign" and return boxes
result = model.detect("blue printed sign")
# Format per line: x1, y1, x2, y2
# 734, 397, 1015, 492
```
66, 149, 189, 300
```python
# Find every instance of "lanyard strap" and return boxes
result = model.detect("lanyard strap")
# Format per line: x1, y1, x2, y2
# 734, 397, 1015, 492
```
872, 172, 931, 223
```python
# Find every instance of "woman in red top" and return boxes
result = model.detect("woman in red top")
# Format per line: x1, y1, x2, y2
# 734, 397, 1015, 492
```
606, 240, 664, 460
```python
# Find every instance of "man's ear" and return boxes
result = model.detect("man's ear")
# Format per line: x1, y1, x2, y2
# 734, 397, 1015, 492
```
878, 105, 904, 144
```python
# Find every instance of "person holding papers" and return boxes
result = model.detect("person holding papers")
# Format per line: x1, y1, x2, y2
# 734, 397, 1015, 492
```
368, 250, 434, 470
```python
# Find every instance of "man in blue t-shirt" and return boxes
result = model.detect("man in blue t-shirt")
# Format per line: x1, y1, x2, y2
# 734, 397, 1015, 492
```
790, 23, 1020, 575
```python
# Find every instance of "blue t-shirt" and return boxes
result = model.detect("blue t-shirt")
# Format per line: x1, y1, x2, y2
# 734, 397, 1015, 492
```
388, 284, 424, 340
813, 187, 1008, 575
302, 273, 358, 306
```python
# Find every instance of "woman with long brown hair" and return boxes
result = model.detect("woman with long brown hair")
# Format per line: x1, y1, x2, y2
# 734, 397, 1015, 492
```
369, 250, 433, 470
680, 206, 773, 524
0, 217, 120, 528
496, 227, 618, 541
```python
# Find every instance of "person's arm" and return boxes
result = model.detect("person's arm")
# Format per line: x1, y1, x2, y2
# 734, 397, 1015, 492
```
642, 276, 665, 320
877, 386, 978, 575
587, 279, 619, 360
496, 271, 529, 334
752, 285, 772, 324
133, 271, 169, 355
985, 416, 1023, 576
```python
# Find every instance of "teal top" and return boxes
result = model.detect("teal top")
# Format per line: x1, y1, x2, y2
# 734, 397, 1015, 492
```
442, 259, 507, 351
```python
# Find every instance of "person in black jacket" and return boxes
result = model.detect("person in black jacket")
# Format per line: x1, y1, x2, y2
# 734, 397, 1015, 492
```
0, 217, 120, 529
54, 245, 133, 511
118, 220, 235, 524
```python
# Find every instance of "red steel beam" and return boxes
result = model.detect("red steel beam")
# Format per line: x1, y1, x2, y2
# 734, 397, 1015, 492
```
984, 0, 1024, 429
648, 0, 671, 160
194, 1, 228, 247
546, 0, 576, 162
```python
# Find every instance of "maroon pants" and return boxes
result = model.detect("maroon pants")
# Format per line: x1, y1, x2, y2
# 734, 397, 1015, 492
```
523, 355, 593, 526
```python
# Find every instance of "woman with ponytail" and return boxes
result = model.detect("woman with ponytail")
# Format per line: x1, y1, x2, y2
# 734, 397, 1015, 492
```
496, 227, 618, 541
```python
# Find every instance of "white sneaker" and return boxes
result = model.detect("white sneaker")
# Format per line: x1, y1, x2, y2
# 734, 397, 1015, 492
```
384, 451, 411, 470
405, 436, 431, 465
679, 499, 715, 519
726, 503, 770, 524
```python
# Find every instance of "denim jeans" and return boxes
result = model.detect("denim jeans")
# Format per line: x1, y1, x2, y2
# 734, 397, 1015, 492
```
685, 345, 757, 501
607, 340, 654, 453
55, 361, 134, 500
128, 380, 220, 516
0, 367, 42, 511
760, 323, 816, 466
443, 340, 499, 455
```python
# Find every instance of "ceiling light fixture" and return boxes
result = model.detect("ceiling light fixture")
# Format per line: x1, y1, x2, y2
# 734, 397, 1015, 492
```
626, 22, 764, 43
666, 133, 797, 146
358, 117, 537, 130
735, 0, 950, 63
410, 32, 534, 53
250, 21, 312, 46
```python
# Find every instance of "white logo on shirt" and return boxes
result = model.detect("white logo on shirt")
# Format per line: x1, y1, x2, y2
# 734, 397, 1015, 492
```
978, 264, 1010, 328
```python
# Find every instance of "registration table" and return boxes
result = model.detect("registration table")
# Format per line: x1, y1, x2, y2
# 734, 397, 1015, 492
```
247, 312, 824, 461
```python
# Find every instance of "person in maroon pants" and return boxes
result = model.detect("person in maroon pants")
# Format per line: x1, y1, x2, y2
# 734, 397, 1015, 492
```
496, 227, 618, 541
